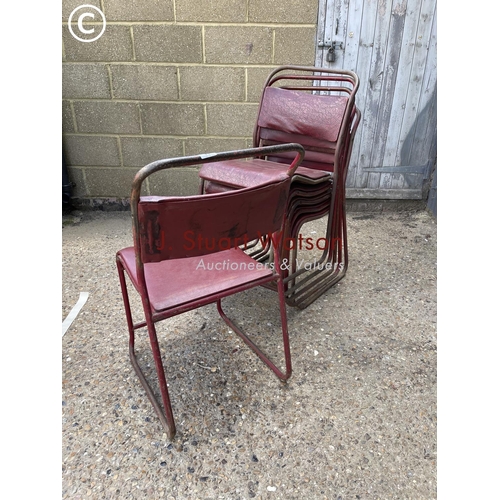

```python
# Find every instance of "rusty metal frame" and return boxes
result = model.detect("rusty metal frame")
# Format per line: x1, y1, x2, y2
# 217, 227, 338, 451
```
116, 144, 304, 439
282, 106, 362, 308
249, 67, 360, 308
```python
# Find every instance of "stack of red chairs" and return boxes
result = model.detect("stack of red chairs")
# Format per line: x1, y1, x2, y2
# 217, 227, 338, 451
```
199, 66, 361, 308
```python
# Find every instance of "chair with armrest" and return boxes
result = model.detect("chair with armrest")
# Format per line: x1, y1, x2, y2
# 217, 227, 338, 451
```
116, 144, 304, 439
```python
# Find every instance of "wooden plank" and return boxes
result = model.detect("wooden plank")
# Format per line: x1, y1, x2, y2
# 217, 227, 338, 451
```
369, 0, 408, 190
334, 0, 350, 69
316, 0, 350, 88
393, 0, 436, 172
405, 1, 436, 181
346, 187, 422, 199
346, 0, 379, 189
356, 0, 393, 189
343, 0, 365, 188
343, 0, 364, 72
383, 0, 425, 163
318, 0, 339, 69
314, 0, 328, 67
381, 0, 424, 170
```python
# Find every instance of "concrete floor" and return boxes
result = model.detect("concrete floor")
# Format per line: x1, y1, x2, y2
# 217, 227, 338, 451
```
62, 208, 437, 499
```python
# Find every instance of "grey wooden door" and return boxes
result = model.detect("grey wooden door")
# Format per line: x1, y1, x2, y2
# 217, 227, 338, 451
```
315, 0, 437, 200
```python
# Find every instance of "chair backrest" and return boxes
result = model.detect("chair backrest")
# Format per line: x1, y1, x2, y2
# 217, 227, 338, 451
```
136, 175, 290, 263
254, 66, 359, 173
129, 146, 304, 294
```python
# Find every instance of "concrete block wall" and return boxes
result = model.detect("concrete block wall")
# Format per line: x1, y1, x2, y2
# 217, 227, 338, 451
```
62, 0, 318, 205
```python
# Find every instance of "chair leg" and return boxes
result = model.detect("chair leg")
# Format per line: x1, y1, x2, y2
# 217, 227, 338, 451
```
281, 182, 350, 308
128, 341, 176, 439
216, 277, 292, 381
116, 258, 177, 439
139, 316, 177, 440
116, 258, 136, 348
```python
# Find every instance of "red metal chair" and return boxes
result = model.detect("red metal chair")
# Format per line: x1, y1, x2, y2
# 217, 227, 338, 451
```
199, 66, 360, 309
116, 144, 304, 439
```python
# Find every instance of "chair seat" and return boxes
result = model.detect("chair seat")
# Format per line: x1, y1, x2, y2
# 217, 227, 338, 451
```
118, 246, 274, 313
199, 158, 330, 190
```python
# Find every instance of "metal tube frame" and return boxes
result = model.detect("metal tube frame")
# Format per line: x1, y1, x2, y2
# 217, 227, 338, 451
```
116, 144, 304, 439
